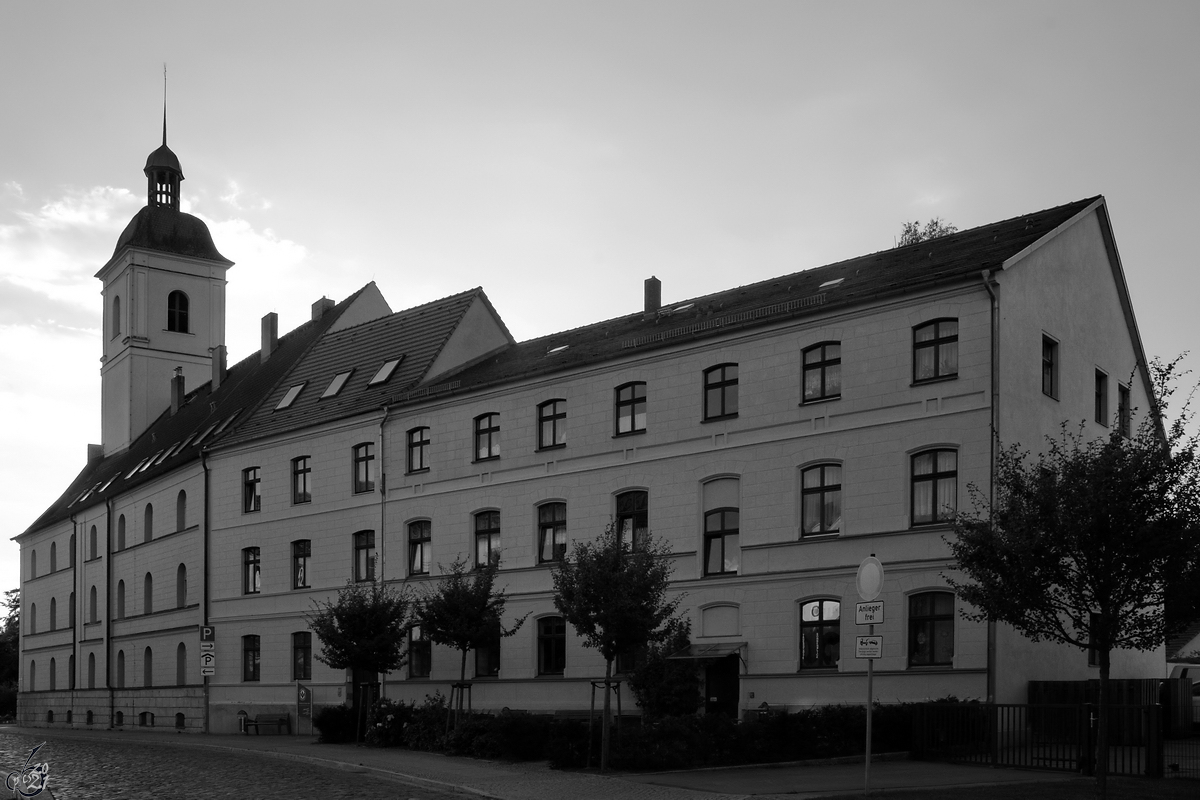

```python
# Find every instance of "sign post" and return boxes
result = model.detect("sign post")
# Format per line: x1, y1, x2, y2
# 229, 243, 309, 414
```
199, 625, 217, 677
855, 556, 884, 795
297, 683, 313, 736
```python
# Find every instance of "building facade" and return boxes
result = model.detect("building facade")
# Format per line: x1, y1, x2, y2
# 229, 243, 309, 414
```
17, 137, 1164, 733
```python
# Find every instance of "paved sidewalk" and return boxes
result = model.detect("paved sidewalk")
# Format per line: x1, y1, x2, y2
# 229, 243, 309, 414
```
11, 725, 1078, 799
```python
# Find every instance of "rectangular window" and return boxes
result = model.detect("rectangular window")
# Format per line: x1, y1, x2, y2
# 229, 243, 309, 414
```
615, 382, 647, 435
537, 400, 566, 450
703, 364, 738, 420
799, 599, 841, 670
538, 503, 567, 563
1095, 370, 1108, 426
292, 540, 310, 589
242, 635, 261, 682
703, 509, 740, 576
242, 467, 261, 513
912, 450, 957, 526
292, 456, 312, 504
354, 531, 376, 582
321, 370, 353, 399
242, 547, 261, 595
474, 511, 501, 567
407, 427, 430, 473
292, 632, 311, 680
801, 464, 842, 536
474, 414, 500, 461
409, 625, 431, 678
408, 521, 431, 576
1042, 336, 1058, 399
616, 490, 648, 551
352, 443, 375, 494
275, 383, 305, 411
1118, 384, 1131, 438
913, 320, 958, 383
474, 622, 501, 678
537, 616, 566, 676
908, 592, 954, 667
802, 343, 841, 402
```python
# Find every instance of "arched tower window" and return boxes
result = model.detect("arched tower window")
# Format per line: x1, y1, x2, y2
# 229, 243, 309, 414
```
176, 564, 187, 608
167, 291, 189, 333
112, 296, 122, 338
144, 572, 154, 615
176, 490, 187, 531
144, 504, 153, 543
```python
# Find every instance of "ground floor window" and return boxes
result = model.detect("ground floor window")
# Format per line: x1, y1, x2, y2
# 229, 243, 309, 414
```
908, 591, 954, 667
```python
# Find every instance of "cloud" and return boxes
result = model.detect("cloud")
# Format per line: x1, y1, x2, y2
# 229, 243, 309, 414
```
218, 180, 273, 212
15, 186, 140, 232
2, 181, 23, 200
0, 278, 98, 334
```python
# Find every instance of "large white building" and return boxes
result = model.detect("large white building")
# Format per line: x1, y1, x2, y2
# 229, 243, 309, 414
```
17, 134, 1163, 733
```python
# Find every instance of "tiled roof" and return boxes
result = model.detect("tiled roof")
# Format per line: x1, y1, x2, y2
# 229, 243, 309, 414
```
435, 196, 1101, 396
20, 286, 369, 535
110, 206, 232, 264
221, 289, 484, 446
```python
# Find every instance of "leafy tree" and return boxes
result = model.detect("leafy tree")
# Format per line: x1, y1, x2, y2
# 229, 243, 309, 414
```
626, 616, 701, 719
416, 553, 526, 720
307, 581, 414, 740
552, 522, 682, 770
0, 589, 19, 689
897, 217, 958, 247
947, 357, 1200, 796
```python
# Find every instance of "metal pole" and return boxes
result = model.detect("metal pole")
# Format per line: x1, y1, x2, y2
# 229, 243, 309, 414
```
865, 622, 874, 794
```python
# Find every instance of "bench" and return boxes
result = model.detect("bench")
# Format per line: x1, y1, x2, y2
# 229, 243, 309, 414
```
243, 713, 291, 735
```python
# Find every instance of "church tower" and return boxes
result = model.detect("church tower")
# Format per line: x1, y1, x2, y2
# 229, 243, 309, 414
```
95, 118, 234, 455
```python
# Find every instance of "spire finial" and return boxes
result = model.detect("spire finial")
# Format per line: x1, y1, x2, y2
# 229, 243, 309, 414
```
162, 63, 168, 146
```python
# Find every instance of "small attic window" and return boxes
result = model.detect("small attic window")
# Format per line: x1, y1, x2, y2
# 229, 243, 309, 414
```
213, 409, 242, 436
139, 452, 162, 473
98, 475, 117, 492
322, 371, 353, 399
275, 383, 306, 410
547, 345, 569, 355
154, 447, 176, 466
368, 358, 403, 386
125, 459, 149, 479
174, 433, 196, 454
660, 302, 694, 316
818, 278, 844, 290
193, 421, 220, 446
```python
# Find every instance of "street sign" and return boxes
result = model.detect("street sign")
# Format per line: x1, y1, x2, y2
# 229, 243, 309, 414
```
855, 636, 883, 659
201, 666, 215, 677
200, 625, 216, 643
200, 653, 216, 669
856, 556, 884, 601
855, 601, 884, 625
199, 642, 215, 652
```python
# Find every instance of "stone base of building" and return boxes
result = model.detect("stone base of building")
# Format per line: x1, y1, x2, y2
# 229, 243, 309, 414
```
18, 687, 206, 732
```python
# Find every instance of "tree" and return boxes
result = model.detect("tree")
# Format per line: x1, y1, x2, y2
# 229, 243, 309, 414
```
307, 580, 414, 740
626, 616, 702, 719
416, 553, 526, 721
947, 357, 1200, 796
897, 217, 958, 247
0, 589, 19, 689
552, 523, 682, 770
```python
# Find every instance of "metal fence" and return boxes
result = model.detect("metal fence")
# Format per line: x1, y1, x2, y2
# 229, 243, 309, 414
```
911, 703, 1165, 778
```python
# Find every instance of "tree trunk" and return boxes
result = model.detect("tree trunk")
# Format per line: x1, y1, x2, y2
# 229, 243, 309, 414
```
601, 658, 613, 771
1096, 648, 1110, 800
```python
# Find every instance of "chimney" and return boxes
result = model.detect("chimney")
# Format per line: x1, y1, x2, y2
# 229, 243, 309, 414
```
261, 312, 278, 363
171, 366, 185, 415
644, 276, 661, 319
312, 296, 335, 320
211, 345, 227, 392
87, 443, 104, 463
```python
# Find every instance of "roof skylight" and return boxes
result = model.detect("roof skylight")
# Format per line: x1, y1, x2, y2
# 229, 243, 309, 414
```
368, 358, 403, 386
547, 345, 569, 355
98, 475, 117, 493
322, 371, 354, 399
818, 278, 845, 290
125, 459, 148, 479
275, 382, 306, 410
213, 409, 242, 436
139, 452, 162, 473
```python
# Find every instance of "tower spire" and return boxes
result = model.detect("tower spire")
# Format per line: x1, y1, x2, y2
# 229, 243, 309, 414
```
144, 66, 183, 210
162, 63, 167, 146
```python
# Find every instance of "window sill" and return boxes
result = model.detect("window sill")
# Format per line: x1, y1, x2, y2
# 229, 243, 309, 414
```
613, 430, 647, 439
292, 499, 312, 506
799, 396, 841, 407
800, 531, 840, 540
536, 673, 565, 679
911, 375, 958, 387
702, 571, 739, 579
406, 468, 430, 476
162, 329, 195, 336
473, 456, 500, 464
353, 488, 376, 495
536, 444, 566, 453
242, 508, 261, 515
796, 667, 840, 674
909, 521, 954, 530
1043, 392, 1059, 401
701, 414, 738, 424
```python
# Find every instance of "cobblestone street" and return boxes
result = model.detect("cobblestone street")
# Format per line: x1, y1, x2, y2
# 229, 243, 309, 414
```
0, 730, 467, 800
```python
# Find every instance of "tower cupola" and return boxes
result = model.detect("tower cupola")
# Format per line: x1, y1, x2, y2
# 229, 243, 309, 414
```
144, 111, 183, 210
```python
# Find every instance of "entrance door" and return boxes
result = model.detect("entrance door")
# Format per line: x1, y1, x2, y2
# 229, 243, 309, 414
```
704, 654, 740, 717
351, 668, 380, 740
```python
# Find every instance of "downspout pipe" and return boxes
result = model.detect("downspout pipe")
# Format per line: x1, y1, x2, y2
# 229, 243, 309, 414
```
377, 404, 391, 701
980, 268, 999, 704
105, 498, 114, 728
201, 449, 211, 734
70, 515, 79, 705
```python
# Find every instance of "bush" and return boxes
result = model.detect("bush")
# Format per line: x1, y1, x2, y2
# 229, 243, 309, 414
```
402, 692, 449, 751
313, 705, 358, 744
0, 687, 16, 717
365, 697, 415, 747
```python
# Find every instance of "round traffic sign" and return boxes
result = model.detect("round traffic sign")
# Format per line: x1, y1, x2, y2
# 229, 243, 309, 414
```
856, 556, 884, 601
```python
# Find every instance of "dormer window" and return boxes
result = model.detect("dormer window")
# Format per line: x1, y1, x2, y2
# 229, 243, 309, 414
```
275, 383, 306, 411
167, 291, 189, 333
368, 358, 403, 386
322, 371, 353, 399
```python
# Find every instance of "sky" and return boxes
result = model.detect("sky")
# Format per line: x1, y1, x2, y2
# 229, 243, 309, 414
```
1, 1, 1198, 594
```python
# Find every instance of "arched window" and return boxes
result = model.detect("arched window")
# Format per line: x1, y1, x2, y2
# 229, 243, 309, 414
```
49, 597, 56, 631
87, 653, 96, 689
911, 450, 957, 526
175, 712, 185, 729
802, 342, 842, 403
68, 654, 75, 690
116, 650, 125, 688
801, 464, 842, 536
86, 710, 94, 726
353, 532, 375, 582
537, 503, 567, 564
799, 599, 841, 669
176, 490, 187, 532
167, 291, 189, 333
144, 572, 153, 615
473, 513, 499, 568
144, 647, 153, 687
176, 642, 187, 686
616, 490, 648, 551
114, 711, 124, 726
69, 533, 76, 567
702, 364, 738, 420
68, 591, 75, 628
702, 479, 739, 576
89, 585, 98, 623
30, 550, 36, 579
112, 295, 122, 338
116, 581, 125, 619
49, 657, 56, 691
117, 515, 125, 551
50, 542, 57, 572
89, 525, 97, 559
176, 564, 187, 608
473, 414, 500, 461
144, 504, 153, 543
